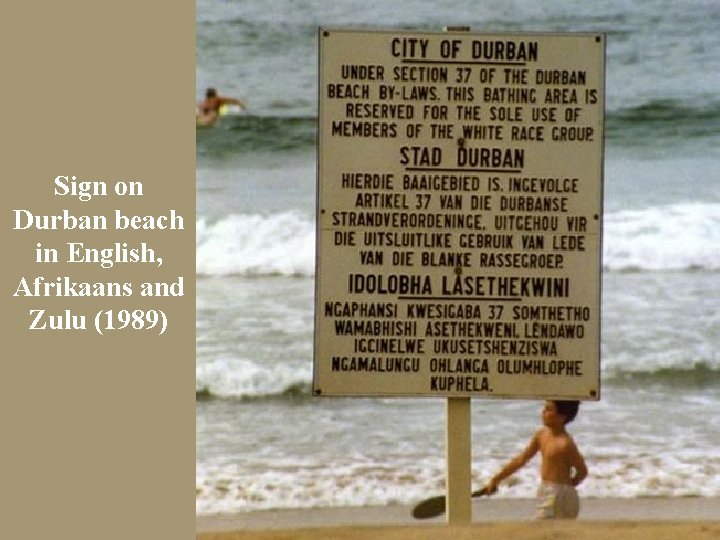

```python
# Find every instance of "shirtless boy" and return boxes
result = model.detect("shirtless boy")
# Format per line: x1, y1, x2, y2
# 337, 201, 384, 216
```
485, 400, 588, 519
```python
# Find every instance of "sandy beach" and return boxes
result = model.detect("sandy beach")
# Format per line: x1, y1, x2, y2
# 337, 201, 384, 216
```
199, 523, 720, 540
197, 498, 720, 539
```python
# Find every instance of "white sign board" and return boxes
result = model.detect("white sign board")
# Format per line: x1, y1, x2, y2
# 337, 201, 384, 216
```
314, 29, 604, 399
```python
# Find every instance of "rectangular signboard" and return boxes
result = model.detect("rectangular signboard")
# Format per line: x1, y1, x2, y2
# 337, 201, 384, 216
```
314, 29, 604, 399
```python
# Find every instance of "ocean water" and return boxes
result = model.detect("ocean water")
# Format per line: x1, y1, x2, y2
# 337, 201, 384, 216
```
195, 0, 720, 514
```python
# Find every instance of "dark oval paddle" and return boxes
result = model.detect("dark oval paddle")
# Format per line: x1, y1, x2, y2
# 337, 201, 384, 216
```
411, 486, 490, 519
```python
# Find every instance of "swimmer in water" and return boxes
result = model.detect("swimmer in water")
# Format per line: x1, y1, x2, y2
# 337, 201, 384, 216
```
196, 87, 246, 127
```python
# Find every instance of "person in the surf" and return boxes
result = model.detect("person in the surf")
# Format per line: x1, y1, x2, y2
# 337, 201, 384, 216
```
196, 87, 246, 126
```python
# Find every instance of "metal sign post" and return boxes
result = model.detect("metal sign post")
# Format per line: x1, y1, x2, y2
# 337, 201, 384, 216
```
446, 397, 472, 523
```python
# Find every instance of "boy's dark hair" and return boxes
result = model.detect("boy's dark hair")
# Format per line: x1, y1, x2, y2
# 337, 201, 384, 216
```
553, 400, 580, 424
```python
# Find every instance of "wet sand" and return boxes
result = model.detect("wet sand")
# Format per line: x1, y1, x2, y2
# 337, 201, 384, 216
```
197, 497, 720, 539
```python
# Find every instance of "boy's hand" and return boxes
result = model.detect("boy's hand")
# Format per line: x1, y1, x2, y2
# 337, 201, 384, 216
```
484, 479, 499, 495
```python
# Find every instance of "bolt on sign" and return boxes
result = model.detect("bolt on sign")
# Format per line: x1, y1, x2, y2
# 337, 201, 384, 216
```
314, 28, 605, 399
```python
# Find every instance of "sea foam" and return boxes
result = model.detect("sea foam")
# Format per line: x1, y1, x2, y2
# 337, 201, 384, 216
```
196, 202, 720, 277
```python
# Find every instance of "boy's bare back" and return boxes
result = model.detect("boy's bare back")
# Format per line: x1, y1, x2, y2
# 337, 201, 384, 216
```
536, 424, 587, 486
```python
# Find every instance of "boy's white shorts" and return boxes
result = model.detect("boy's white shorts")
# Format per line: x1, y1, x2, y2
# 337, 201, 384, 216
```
536, 482, 579, 519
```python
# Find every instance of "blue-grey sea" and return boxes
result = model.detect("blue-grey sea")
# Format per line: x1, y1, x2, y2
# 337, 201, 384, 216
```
196, 0, 720, 514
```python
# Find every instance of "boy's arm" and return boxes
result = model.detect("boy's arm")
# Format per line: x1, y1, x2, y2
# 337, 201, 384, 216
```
569, 441, 588, 486
219, 96, 246, 109
485, 430, 540, 493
